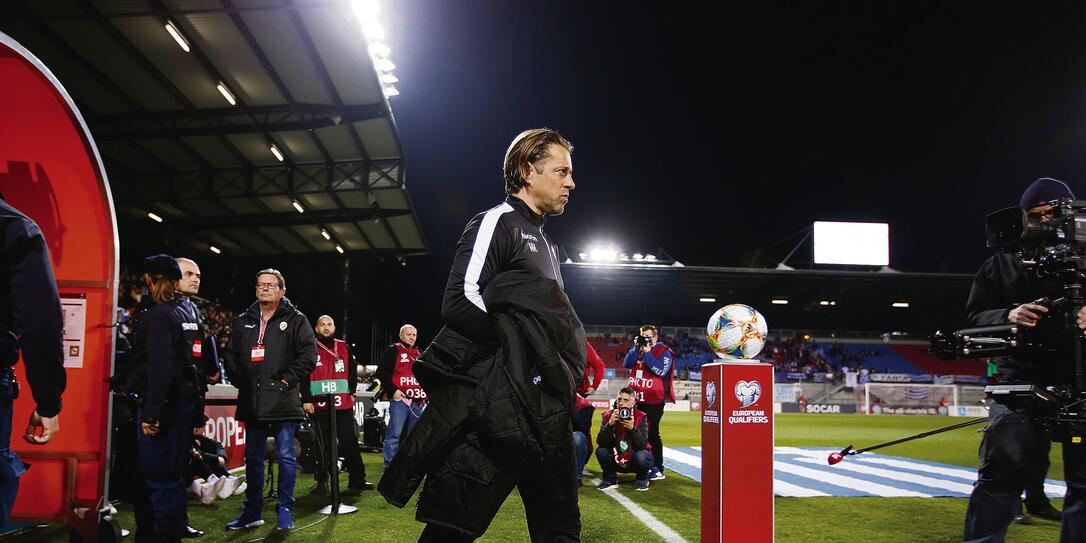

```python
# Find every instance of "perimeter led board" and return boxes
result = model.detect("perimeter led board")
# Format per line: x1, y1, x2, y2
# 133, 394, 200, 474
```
813, 221, 889, 266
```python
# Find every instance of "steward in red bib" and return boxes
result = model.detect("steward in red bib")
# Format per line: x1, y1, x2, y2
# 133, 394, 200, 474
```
375, 340, 425, 402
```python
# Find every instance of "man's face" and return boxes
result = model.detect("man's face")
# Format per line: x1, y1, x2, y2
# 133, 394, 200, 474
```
523, 143, 574, 216
316, 316, 335, 338
615, 392, 635, 409
176, 260, 201, 296
1028, 204, 1056, 224
400, 326, 417, 347
255, 273, 285, 304
641, 328, 658, 344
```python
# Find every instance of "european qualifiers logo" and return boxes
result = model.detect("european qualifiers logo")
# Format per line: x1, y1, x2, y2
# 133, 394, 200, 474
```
702, 381, 720, 424
729, 379, 769, 425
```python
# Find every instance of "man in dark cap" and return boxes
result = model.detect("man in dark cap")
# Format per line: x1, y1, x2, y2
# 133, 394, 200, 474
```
0, 196, 66, 527
962, 178, 1085, 542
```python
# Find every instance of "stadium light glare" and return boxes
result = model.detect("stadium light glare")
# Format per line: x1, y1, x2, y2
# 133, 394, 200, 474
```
216, 82, 236, 106
335, 244, 345, 254
375, 58, 396, 72
384, 86, 400, 97
350, 0, 380, 22
820, 300, 837, 306
699, 297, 716, 303
771, 299, 789, 305
370, 41, 391, 58
209, 245, 221, 254
270, 143, 285, 162
292, 200, 305, 213
321, 229, 331, 240
381, 73, 400, 84
363, 22, 385, 42
645, 254, 656, 261
578, 252, 587, 260
892, 302, 910, 308
633, 253, 644, 260
147, 212, 163, 223
164, 21, 190, 52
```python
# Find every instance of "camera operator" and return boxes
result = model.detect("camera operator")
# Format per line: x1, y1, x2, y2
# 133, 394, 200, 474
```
623, 324, 674, 481
963, 177, 1083, 542
595, 387, 652, 491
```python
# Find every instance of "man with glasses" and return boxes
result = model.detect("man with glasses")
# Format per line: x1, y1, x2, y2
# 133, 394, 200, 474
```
223, 269, 316, 531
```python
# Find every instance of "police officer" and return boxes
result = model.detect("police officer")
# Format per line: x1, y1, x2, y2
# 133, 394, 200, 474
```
130, 255, 206, 542
0, 196, 66, 527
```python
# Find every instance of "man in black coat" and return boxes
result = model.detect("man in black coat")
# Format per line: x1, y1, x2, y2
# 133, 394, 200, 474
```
0, 196, 66, 527
223, 269, 316, 531
379, 128, 585, 543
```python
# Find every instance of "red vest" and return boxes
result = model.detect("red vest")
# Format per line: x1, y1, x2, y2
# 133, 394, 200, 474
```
627, 345, 674, 404
392, 342, 426, 400
312, 338, 354, 410
601, 408, 651, 468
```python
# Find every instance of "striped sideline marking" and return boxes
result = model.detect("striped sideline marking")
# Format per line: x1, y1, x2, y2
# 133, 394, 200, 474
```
591, 478, 690, 543
662, 446, 1068, 498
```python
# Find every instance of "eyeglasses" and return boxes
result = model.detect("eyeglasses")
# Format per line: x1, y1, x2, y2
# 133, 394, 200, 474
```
255, 282, 280, 290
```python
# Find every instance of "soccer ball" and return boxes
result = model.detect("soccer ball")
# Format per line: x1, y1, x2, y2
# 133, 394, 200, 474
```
707, 304, 767, 359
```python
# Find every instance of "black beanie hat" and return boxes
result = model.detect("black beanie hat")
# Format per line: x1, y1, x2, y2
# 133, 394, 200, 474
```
1020, 177, 1074, 209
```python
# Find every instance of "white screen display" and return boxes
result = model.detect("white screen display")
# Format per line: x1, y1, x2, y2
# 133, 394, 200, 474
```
813, 221, 889, 266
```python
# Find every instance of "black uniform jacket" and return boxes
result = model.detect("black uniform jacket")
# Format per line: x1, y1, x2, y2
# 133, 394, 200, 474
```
131, 299, 201, 421
0, 199, 65, 417
378, 271, 586, 532
966, 250, 1067, 385
223, 297, 316, 423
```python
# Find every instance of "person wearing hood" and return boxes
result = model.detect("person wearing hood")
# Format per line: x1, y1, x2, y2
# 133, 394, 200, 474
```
222, 269, 316, 531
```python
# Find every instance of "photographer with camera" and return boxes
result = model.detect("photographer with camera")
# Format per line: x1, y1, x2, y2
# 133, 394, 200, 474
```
962, 177, 1084, 542
624, 324, 674, 481
595, 387, 652, 491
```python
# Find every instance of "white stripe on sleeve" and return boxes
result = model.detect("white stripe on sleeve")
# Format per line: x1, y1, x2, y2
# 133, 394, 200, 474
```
463, 202, 514, 312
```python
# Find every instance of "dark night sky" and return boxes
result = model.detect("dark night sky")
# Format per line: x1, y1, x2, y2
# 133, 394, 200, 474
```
384, 2, 1086, 278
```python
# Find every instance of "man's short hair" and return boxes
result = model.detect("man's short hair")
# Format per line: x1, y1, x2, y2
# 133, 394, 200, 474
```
503, 128, 573, 195
640, 324, 658, 335
256, 268, 285, 289
618, 386, 635, 398
400, 324, 417, 335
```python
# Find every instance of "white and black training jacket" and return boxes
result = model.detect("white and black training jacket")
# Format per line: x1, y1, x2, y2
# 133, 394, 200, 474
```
441, 195, 564, 342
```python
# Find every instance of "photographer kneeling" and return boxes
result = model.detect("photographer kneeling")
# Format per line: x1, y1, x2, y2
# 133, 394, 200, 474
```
595, 387, 652, 491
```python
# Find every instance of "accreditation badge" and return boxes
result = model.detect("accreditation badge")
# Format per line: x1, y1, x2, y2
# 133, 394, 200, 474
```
250, 345, 265, 363
334, 359, 345, 373
192, 339, 202, 359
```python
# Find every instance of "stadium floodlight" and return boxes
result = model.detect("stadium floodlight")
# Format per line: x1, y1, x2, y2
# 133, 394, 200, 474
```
270, 143, 285, 162
820, 300, 837, 306
384, 86, 400, 97
588, 245, 619, 262
216, 82, 236, 106
164, 20, 190, 52
375, 58, 396, 73
370, 41, 391, 58
147, 212, 163, 223
771, 299, 789, 305
633, 253, 644, 260
209, 245, 221, 254
321, 228, 331, 240
699, 297, 716, 303
350, 0, 380, 22
363, 22, 385, 42
578, 252, 587, 259
645, 254, 656, 261
292, 200, 304, 213
892, 302, 910, 308
381, 73, 399, 84
335, 244, 345, 254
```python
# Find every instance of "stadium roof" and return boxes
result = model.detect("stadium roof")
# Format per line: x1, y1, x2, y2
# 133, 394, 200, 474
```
0, 0, 427, 257
562, 263, 975, 335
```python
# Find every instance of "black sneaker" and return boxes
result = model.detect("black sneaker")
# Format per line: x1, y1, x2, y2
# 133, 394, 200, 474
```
1026, 503, 1062, 521
596, 479, 617, 490
1011, 514, 1033, 526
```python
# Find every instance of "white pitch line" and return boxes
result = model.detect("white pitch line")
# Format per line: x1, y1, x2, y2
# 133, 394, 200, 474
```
774, 479, 830, 497
592, 479, 689, 543
662, 447, 702, 469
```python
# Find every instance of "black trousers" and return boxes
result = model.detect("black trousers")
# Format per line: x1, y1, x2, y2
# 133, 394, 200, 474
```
637, 402, 665, 469
310, 408, 366, 487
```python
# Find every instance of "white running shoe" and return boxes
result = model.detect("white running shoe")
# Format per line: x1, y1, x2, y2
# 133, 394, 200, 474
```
218, 475, 244, 500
